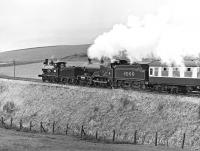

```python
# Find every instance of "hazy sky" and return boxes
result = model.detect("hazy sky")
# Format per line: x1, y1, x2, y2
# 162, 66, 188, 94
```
0, 0, 165, 52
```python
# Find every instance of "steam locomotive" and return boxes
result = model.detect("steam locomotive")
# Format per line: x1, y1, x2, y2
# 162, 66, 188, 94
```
38, 59, 200, 94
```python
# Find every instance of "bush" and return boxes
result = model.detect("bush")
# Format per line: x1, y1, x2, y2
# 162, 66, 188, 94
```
157, 102, 164, 112
3, 101, 16, 114
120, 97, 130, 108
119, 96, 136, 111
0, 85, 6, 93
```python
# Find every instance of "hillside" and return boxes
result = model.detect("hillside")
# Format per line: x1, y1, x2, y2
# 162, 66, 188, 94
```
0, 44, 90, 63
0, 79, 198, 150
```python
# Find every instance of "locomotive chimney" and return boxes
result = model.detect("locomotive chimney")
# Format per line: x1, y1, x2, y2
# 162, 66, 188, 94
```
88, 58, 92, 64
43, 59, 48, 65
100, 58, 104, 64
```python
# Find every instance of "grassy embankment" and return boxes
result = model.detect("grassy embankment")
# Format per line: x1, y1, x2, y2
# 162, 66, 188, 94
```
0, 79, 199, 150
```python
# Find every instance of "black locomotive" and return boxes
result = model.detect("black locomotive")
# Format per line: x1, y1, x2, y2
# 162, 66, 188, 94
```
38, 59, 149, 88
38, 58, 200, 94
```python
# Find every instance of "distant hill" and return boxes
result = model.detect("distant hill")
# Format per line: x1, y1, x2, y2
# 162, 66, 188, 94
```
0, 44, 90, 63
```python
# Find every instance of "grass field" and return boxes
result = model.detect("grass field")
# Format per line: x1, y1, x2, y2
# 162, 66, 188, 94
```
0, 62, 42, 79
0, 128, 183, 151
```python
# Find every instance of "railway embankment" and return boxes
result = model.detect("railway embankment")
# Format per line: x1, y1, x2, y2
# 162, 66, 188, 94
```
0, 78, 199, 150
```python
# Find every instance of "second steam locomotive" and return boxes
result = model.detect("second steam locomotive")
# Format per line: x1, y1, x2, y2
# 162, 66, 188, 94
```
38, 59, 200, 94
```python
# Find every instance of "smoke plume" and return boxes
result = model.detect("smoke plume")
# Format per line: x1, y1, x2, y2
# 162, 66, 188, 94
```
87, 0, 200, 65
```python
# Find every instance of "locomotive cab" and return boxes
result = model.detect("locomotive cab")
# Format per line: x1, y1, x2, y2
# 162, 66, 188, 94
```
110, 59, 129, 68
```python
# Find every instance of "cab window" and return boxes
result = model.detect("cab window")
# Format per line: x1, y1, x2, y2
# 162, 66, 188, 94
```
150, 68, 153, 76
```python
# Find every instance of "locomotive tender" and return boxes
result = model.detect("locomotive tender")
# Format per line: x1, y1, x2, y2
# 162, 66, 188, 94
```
38, 59, 200, 94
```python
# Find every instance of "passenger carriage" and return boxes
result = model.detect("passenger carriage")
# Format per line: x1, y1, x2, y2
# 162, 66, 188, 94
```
148, 61, 200, 93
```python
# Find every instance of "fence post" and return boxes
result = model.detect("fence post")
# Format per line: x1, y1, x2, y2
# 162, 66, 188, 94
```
29, 121, 33, 131
142, 134, 146, 144
13, 60, 15, 78
112, 129, 116, 142
96, 130, 98, 140
1, 117, 4, 126
40, 122, 45, 133
40, 122, 42, 133
134, 130, 137, 144
10, 117, 13, 128
182, 133, 186, 149
19, 119, 23, 130
52, 121, 55, 134
198, 106, 200, 119
166, 138, 169, 147
155, 132, 158, 146
81, 125, 84, 138
66, 124, 69, 135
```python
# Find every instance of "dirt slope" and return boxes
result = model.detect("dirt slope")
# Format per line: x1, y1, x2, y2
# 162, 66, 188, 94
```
0, 79, 199, 150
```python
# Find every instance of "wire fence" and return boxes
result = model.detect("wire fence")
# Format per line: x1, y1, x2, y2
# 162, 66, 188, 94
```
0, 116, 188, 150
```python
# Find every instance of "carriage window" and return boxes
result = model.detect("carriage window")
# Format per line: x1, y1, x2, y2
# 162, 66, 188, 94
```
154, 68, 159, 76
163, 67, 168, 71
197, 67, 200, 78
161, 67, 169, 77
187, 68, 191, 72
150, 68, 153, 75
184, 67, 193, 77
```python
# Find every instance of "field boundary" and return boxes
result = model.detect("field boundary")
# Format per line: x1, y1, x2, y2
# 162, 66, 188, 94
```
0, 116, 189, 150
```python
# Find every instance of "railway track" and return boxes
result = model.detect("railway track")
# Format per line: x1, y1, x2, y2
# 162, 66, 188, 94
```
0, 75, 199, 98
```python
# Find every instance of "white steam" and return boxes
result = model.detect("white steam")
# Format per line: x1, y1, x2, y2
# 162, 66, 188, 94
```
88, 0, 200, 65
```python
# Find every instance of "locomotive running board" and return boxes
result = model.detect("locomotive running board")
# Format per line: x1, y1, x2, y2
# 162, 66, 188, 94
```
92, 80, 108, 84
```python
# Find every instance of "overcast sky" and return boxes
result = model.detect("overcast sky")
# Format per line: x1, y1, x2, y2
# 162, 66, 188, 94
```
0, 0, 165, 52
